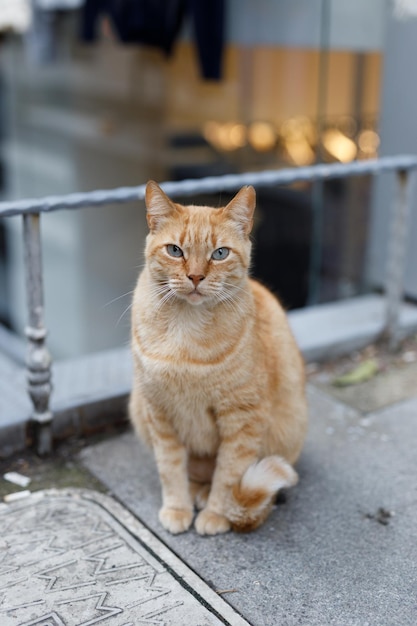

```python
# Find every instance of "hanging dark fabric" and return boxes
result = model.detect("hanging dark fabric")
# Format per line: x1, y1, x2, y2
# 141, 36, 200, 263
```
81, 0, 225, 80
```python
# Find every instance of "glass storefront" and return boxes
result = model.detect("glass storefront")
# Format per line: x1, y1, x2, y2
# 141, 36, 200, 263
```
0, 1, 389, 356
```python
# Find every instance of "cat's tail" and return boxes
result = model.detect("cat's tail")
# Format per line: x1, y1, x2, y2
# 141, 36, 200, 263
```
229, 456, 298, 532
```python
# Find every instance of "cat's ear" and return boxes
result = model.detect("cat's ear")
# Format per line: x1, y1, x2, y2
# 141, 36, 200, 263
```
145, 181, 177, 232
223, 186, 256, 236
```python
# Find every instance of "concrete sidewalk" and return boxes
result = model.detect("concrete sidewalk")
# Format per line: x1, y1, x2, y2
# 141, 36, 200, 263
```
1, 382, 416, 625
79, 385, 417, 626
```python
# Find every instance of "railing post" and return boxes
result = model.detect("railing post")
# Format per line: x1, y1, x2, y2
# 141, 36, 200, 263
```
23, 213, 53, 455
383, 168, 415, 351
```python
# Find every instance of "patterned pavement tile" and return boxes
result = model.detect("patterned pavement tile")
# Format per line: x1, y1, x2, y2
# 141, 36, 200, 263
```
0, 490, 249, 626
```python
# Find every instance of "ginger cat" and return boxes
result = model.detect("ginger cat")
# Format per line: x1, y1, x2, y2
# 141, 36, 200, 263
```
129, 181, 307, 535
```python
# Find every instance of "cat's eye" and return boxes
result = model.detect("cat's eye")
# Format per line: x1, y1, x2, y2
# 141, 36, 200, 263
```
211, 247, 230, 260
166, 244, 183, 258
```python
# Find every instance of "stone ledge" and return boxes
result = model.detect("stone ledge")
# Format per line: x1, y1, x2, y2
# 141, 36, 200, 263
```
289, 293, 417, 361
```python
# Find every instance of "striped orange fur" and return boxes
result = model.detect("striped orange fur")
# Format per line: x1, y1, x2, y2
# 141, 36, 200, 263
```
129, 181, 308, 535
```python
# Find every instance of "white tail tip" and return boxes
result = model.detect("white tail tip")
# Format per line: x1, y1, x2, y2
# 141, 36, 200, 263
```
241, 456, 298, 496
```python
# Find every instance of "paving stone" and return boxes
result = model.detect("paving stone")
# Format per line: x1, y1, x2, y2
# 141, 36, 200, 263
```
0, 489, 249, 626
80, 386, 417, 626
315, 359, 417, 413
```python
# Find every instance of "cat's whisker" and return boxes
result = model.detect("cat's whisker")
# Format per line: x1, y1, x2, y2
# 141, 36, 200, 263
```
206, 280, 248, 305
213, 290, 246, 317
218, 282, 246, 301
116, 302, 133, 327
159, 293, 177, 314
225, 292, 247, 316
146, 278, 178, 313
148, 280, 172, 298
224, 299, 245, 318
154, 288, 177, 314
102, 290, 134, 308
153, 296, 172, 314
150, 285, 171, 298
221, 281, 249, 294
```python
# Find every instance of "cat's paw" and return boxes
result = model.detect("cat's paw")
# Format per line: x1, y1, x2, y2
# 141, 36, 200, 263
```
195, 508, 231, 536
159, 506, 193, 534
189, 482, 211, 511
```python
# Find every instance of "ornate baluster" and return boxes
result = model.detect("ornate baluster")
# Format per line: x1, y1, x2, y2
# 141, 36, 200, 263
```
23, 213, 53, 455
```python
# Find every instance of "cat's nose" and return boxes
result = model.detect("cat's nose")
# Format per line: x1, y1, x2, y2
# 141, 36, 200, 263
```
188, 274, 205, 287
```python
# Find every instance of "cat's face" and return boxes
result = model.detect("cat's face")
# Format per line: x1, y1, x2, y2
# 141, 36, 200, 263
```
144, 182, 256, 307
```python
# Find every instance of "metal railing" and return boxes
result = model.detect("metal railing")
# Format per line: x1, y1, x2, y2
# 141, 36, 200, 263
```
0, 155, 416, 455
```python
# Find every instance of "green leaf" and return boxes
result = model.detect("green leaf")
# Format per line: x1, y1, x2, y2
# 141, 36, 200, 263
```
333, 359, 379, 387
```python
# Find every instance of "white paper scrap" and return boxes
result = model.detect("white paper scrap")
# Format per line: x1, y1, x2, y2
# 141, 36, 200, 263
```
3, 472, 31, 488
4, 490, 31, 503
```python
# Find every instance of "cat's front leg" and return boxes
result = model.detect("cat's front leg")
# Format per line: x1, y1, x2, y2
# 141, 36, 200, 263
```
195, 417, 261, 536
147, 411, 193, 534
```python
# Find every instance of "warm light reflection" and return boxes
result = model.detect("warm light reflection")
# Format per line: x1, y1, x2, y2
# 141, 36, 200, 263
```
358, 129, 380, 156
204, 120, 277, 152
203, 121, 218, 146
284, 138, 315, 166
322, 129, 357, 163
203, 117, 373, 163
248, 122, 276, 152
203, 121, 247, 151
280, 116, 316, 165
229, 123, 247, 148
281, 116, 316, 144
